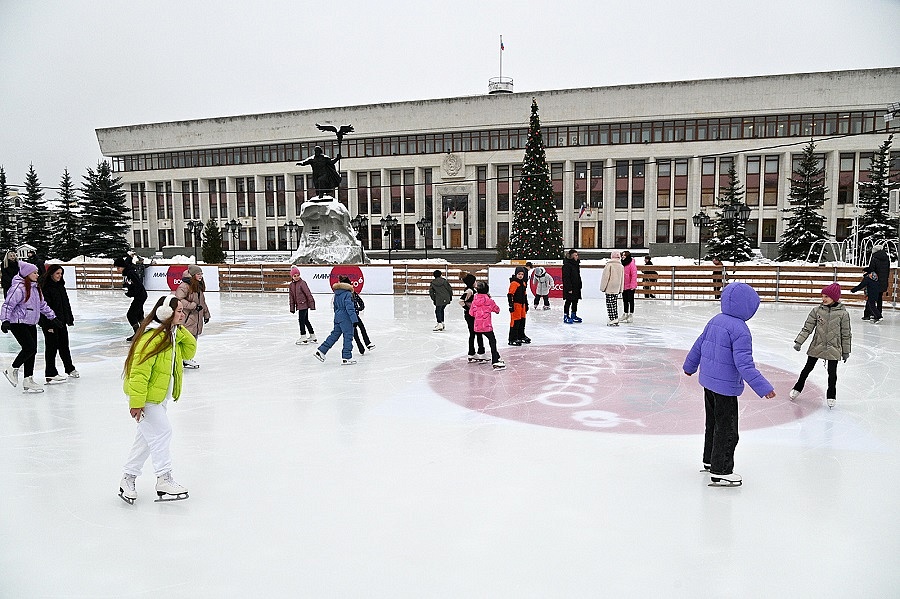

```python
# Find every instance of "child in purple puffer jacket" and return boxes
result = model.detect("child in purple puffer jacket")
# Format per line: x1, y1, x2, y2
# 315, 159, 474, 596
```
468, 282, 505, 370
682, 282, 776, 487
1, 261, 58, 393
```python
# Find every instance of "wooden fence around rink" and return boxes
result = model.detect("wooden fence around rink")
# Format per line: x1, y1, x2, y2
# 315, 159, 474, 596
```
60, 263, 897, 307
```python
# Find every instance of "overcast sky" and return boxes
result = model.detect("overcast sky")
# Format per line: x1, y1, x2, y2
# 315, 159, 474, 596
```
1, 0, 898, 193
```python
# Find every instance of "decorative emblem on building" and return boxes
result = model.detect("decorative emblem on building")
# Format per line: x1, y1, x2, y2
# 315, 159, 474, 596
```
442, 153, 465, 178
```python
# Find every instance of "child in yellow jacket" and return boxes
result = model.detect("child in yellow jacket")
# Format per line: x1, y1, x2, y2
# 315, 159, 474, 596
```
118, 295, 197, 504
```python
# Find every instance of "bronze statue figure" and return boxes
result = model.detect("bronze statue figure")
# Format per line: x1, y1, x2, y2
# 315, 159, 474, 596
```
297, 146, 342, 199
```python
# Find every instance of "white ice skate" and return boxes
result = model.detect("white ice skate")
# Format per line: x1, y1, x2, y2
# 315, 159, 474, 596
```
66, 369, 80, 378
314, 350, 325, 362
789, 389, 799, 401
46, 374, 68, 384
433, 323, 444, 332
543, 306, 551, 310
607, 319, 619, 327
23, 377, 44, 393
827, 397, 836, 409
709, 472, 742, 487
308, 335, 317, 343
701, 463, 711, 473
155, 472, 188, 502
341, 358, 357, 366
468, 355, 489, 363
182, 359, 200, 369
4, 367, 19, 387
492, 360, 506, 370
296, 335, 308, 345
366, 343, 375, 351
623, 313, 633, 323
119, 473, 137, 505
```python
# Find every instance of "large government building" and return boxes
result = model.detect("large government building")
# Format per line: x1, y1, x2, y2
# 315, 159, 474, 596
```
96, 68, 900, 255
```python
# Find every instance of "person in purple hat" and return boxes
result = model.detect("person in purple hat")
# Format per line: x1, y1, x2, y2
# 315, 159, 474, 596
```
0, 261, 58, 393
790, 283, 851, 409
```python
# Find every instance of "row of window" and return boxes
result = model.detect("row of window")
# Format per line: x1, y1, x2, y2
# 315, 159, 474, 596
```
111, 110, 897, 173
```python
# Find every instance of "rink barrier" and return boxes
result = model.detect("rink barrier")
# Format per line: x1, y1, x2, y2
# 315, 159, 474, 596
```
58, 263, 896, 306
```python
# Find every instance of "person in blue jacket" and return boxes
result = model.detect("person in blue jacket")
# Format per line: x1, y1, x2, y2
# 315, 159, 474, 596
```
682, 282, 776, 487
313, 276, 359, 365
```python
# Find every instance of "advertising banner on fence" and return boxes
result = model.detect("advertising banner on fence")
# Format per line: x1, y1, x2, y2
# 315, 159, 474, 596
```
488, 266, 603, 300
298, 266, 394, 295
145, 265, 221, 292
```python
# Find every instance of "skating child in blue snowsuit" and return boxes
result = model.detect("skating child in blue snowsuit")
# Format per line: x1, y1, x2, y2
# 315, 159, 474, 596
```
314, 277, 359, 365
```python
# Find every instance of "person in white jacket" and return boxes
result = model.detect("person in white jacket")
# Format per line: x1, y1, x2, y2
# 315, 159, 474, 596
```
600, 251, 625, 326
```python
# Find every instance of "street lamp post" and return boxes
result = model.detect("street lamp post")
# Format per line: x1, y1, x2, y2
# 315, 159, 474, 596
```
350, 214, 368, 247
415, 216, 432, 260
380, 214, 398, 263
692, 211, 711, 265
186, 220, 203, 264
284, 220, 300, 251
223, 218, 242, 265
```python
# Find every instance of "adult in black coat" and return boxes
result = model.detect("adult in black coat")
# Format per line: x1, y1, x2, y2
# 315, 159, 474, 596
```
1, 251, 19, 297
866, 244, 891, 318
562, 249, 583, 323
25, 250, 46, 275
39, 265, 78, 381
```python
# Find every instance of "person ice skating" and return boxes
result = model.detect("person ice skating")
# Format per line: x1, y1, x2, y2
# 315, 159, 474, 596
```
25, 249, 46, 275
39, 265, 78, 383
459, 272, 486, 361
642, 255, 657, 299
683, 282, 776, 487
1, 250, 19, 297
851, 269, 882, 324
532, 266, 552, 310
174, 265, 209, 369
562, 249, 582, 324
0, 261, 58, 393
429, 269, 453, 331
114, 256, 147, 341
712, 257, 724, 300
790, 283, 851, 409
620, 250, 638, 323
119, 295, 196, 504
864, 244, 890, 320
288, 266, 317, 344
601, 251, 625, 326
469, 281, 505, 369
313, 277, 359, 365
507, 266, 530, 345
347, 277, 374, 354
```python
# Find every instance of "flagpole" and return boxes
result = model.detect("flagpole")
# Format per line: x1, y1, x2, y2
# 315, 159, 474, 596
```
499, 35, 503, 81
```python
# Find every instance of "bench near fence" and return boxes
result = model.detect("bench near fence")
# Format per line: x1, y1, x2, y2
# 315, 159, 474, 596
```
60, 263, 897, 307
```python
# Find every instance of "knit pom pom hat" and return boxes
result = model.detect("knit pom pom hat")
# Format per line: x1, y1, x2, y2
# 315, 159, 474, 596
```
290, 265, 301, 276
821, 283, 841, 303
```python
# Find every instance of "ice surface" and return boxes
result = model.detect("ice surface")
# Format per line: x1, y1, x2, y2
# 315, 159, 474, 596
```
1, 290, 898, 597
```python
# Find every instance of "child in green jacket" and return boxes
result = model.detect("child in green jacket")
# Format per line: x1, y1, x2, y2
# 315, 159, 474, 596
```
118, 295, 197, 504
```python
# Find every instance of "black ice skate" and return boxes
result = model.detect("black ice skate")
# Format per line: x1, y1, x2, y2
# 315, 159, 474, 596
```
708, 473, 742, 487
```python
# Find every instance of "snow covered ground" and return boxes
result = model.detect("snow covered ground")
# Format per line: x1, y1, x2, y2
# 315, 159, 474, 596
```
0, 291, 898, 597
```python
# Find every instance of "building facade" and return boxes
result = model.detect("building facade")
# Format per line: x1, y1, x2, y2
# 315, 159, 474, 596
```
96, 68, 900, 254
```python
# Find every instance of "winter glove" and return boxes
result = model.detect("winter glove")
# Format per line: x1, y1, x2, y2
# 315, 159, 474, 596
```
196, 305, 203, 312
842, 354, 849, 363
793, 344, 802, 352
204, 317, 210, 324
509, 306, 515, 313
0, 321, 8, 334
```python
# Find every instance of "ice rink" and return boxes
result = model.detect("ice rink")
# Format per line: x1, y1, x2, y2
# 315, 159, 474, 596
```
1, 289, 898, 598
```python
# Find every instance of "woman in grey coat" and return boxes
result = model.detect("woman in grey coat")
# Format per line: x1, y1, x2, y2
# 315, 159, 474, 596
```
532, 266, 552, 309
790, 283, 851, 408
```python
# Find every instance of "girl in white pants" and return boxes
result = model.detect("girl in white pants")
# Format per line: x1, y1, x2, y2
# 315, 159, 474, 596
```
119, 295, 197, 504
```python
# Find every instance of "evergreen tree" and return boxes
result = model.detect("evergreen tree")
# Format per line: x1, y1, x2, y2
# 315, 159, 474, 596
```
201, 219, 226, 263
80, 161, 130, 257
777, 141, 829, 261
507, 99, 564, 260
21, 164, 52, 254
52, 169, 82, 261
0, 166, 16, 250
856, 135, 900, 256
704, 163, 753, 264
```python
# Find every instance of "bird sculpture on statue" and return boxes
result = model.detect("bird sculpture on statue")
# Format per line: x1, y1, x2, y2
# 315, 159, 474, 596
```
315, 123, 355, 145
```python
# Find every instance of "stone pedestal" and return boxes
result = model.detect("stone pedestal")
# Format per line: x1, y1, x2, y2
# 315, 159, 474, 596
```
290, 197, 368, 265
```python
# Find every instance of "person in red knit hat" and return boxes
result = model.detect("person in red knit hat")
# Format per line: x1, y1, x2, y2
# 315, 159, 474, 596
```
790, 283, 851, 409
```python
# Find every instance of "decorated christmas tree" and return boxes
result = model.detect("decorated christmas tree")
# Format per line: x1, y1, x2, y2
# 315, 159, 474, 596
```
508, 99, 564, 260
777, 140, 829, 261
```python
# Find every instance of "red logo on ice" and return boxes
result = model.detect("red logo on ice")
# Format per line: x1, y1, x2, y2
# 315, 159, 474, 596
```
529, 266, 563, 298
429, 344, 817, 435
329, 266, 365, 293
